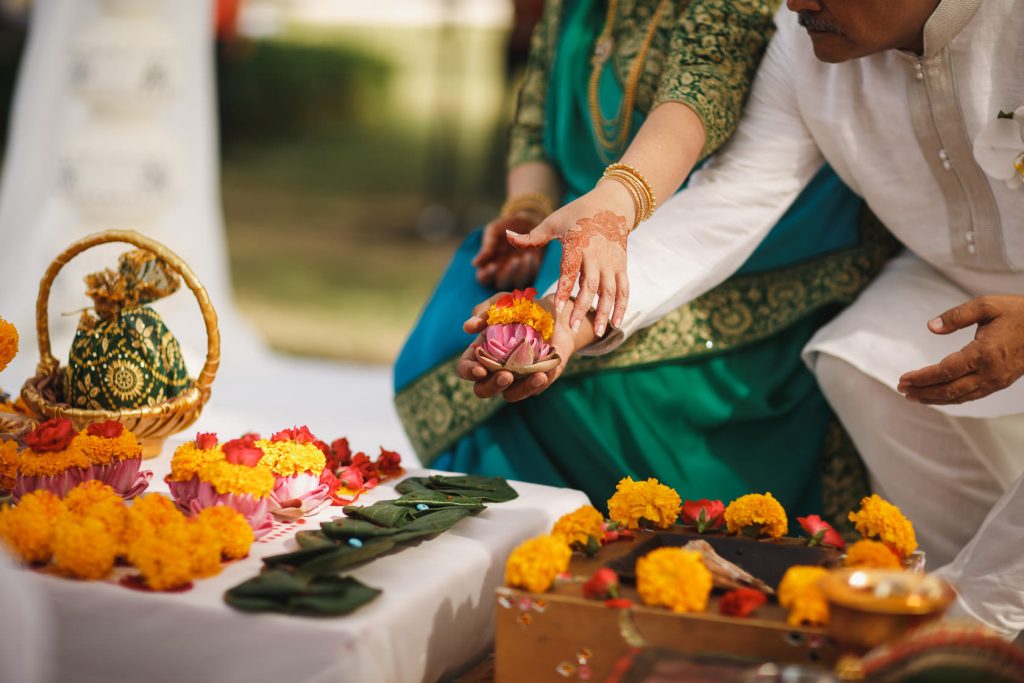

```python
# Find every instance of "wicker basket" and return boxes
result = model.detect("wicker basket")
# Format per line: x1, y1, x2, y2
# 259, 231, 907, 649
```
20, 230, 220, 458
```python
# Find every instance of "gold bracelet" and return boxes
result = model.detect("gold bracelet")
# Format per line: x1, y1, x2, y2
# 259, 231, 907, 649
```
602, 163, 657, 225
500, 192, 555, 219
601, 173, 646, 231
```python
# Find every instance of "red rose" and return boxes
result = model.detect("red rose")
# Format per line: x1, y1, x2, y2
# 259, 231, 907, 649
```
326, 437, 352, 471
719, 588, 767, 618
582, 568, 619, 600
349, 452, 375, 479
797, 515, 846, 549
312, 439, 331, 458
270, 425, 318, 444
194, 432, 218, 450
376, 447, 403, 477
679, 499, 725, 533
222, 434, 264, 467
86, 420, 124, 439
25, 418, 76, 452
337, 466, 365, 492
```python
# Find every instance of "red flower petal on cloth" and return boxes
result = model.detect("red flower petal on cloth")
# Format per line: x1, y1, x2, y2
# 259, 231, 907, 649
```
719, 588, 767, 618
194, 432, 218, 450
86, 420, 125, 439
328, 437, 353, 469
25, 418, 76, 452
270, 425, 318, 444
797, 514, 846, 549
222, 434, 264, 467
376, 447, 403, 478
604, 598, 633, 609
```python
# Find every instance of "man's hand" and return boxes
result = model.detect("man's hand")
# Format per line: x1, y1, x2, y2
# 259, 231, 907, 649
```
472, 214, 546, 290
456, 294, 594, 402
898, 295, 1024, 405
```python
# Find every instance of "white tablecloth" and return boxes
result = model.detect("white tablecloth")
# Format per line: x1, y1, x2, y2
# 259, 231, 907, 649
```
22, 458, 589, 683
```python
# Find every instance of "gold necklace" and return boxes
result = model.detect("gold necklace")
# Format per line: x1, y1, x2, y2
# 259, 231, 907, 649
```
588, 0, 670, 161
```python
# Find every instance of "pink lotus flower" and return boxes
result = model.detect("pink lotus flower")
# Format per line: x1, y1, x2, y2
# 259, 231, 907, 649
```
186, 482, 273, 539
797, 514, 846, 549
14, 469, 87, 500
475, 323, 560, 376
268, 473, 331, 521
15, 459, 151, 501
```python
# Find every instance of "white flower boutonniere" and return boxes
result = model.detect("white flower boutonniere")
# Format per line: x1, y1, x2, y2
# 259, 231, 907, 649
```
974, 106, 1024, 190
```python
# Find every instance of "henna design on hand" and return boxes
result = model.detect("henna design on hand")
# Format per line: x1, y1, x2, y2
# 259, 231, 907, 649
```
555, 210, 628, 304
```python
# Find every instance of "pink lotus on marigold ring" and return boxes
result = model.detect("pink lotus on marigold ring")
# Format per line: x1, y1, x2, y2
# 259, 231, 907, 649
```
475, 323, 560, 376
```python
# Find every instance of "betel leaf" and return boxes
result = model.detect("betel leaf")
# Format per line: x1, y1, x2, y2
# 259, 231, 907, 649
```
320, 518, 405, 541
224, 572, 381, 616
392, 490, 487, 511
224, 568, 312, 597
295, 530, 335, 549
295, 538, 401, 580
395, 475, 519, 502
342, 501, 417, 528
263, 544, 338, 568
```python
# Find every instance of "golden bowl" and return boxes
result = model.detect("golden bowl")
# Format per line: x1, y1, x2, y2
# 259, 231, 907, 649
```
820, 569, 955, 654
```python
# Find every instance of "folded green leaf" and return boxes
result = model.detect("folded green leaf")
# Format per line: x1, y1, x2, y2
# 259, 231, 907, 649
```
396, 475, 518, 502
342, 501, 417, 528
225, 573, 382, 616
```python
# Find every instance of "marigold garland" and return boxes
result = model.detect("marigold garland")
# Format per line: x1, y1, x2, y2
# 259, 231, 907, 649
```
724, 492, 788, 539
486, 292, 554, 341
844, 539, 903, 570
848, 494, 917, 558
504, 534, 572, 593
52, 516, 117, 580
198, 459, 275, 498
636, 547, 713, 613
195, 506, 253, 560
0, 315, 18, 374
0, 490, 66, 563
0, 440, 18, 491
73, 429, 143, 466
551, 505, 605, 549
606, 477, 681, 530
169, 441, 225, 482
778, 566, 829, 626
256, 439, 326, 478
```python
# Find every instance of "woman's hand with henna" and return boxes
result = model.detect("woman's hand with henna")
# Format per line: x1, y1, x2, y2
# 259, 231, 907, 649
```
472, 212, 546, 290
506, 180, 635, 339
898, 295, 1024, 404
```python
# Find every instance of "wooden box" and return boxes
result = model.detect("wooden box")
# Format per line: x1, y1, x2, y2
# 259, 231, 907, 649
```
495, 530, 841, 682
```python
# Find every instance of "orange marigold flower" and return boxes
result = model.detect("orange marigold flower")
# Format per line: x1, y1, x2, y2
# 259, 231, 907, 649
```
504, 534, 572, 593
73, 428, 142, 466
65, 482, 129, 553
486, 295, 554, 341
778, 566, 829, 626
724, 492, 788, 540
169, 441, 224, 482
195, 506, 253, 560
128, 493, 187, 538
255, 439, 326, 478
127, 532, 193, 592
0, 315, 18, 374
551, 505, 605, 549
17, 446, 90, 478
185, 519, 223, 579
848, 494, 917, 559
844, 539, 903, 570
0, 440, 19, 491
51, 516, 117, 580
198, 459, 275, 498
0, 490, 66, 563
636, 547, 713, 613
607, 477, 681, 530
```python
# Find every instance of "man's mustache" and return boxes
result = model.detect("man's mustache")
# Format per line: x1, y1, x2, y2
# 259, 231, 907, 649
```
798, 11, 842, 34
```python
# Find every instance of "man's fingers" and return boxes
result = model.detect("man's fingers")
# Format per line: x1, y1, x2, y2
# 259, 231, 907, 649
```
473, 371, 514, 399
570, 266, 599, 333
929, 297, 996, 334
456, 344, 489, 381
592, 271, 616, 338
898, 349, 975, 388
502, 372, 550, 402
611, 271, 629, 330
472, 224, 501, 267
901, 373, 984, 405
493, 256, 521, 291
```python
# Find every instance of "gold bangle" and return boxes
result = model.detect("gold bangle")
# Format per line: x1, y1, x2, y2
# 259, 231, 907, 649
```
603, 162, 657, 224
601, 173, 645, 231
501, 192, 555, 219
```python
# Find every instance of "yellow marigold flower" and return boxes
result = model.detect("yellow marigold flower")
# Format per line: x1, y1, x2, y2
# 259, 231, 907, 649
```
487, 297, 554, 340
0, 440, 19, 491
848, 494, 917, 559
185, 519, 223, 579
73, 430, 143, 466
65, 482, 129, 553
195, 506, 253, 560
607, 477, 681, 530
844, 539, 903, 570
51, 516, 117, 580
778, 566, 829, 626
65, 480, 121, 511
0, 315, 18, 374
725, 492, 788, 539
504, 534, 572, 593
551, 505, 605, 549
256, 440, 326, 478
636, 547, 713, 613
128, 493, 187, 539
18, 447, 91, 477
169, 441, 224, 482
198, 459, 275, 498
127, 531, 194, 591
0, 490, 65, 563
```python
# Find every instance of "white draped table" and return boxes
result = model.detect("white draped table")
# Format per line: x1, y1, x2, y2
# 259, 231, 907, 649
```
22, 455, 590, 683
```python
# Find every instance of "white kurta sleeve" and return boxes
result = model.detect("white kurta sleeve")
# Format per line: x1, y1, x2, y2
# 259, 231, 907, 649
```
568, 13, 827, 355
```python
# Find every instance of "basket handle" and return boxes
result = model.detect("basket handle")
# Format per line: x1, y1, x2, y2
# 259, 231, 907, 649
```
35, 230, 221, 403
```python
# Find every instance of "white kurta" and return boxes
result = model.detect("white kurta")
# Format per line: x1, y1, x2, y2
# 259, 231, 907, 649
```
579, 0, 1024, 419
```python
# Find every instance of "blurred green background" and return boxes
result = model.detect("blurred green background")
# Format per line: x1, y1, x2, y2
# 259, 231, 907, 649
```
0, 0, 532, 364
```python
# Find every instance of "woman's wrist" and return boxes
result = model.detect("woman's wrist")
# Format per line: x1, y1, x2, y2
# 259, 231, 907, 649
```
594, 178, 638, 228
